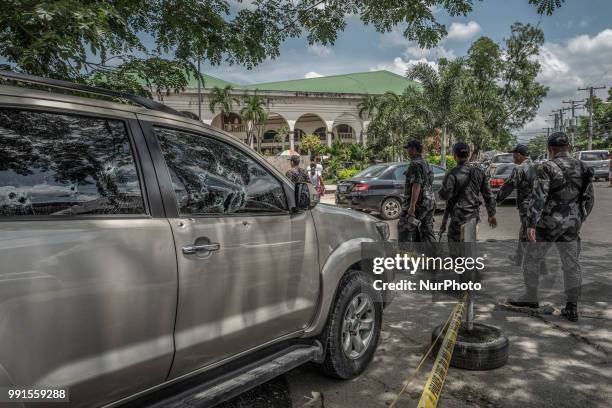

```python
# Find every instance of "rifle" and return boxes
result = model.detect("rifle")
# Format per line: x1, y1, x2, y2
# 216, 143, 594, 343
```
438, 208, 449, 241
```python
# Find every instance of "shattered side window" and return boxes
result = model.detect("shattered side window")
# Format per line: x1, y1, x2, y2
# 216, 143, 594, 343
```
154, 127, 288, 215
0, 109, 145, 217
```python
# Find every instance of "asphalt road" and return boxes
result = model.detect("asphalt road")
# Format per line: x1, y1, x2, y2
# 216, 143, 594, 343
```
222, 181, 612, 408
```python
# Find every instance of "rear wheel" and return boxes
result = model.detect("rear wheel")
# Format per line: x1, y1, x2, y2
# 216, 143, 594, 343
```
380, 197, 401, 220
319, 271, 382, 379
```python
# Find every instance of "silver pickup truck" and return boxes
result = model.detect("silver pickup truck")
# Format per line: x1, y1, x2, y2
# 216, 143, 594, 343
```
0, 72, 392, 407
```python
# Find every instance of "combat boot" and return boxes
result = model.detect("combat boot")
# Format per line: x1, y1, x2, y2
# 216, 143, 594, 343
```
561, 302, 578, 322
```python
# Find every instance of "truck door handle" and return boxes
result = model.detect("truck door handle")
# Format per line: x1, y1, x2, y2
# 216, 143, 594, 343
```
182, 243, 221, 254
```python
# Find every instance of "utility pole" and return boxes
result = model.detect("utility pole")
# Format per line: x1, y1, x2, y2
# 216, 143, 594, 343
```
562, 99, 584, 146
578, 86, 606, 150
549, 112, 559, 131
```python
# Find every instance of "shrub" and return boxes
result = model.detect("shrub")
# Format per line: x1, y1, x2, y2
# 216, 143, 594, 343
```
427, 154, 456, 169
337, 167, 360, 180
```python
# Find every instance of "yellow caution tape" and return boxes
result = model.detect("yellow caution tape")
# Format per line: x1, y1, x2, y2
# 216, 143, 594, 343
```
417, 294, 466, 408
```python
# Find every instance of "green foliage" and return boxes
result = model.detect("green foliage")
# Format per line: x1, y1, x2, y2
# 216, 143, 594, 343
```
323, 140, 372, 181
573, 90, 612, 150
464, 23, 547, 156
427, 154, 457, 169
239, 92, 268, 152
275, 124, 289, 150
366, 23, 547, 164
88, 57, 194, 99
527, 134, 548, 158
300, 134, 322, 158
337, 167, 360, 180
0, 1, 563, 95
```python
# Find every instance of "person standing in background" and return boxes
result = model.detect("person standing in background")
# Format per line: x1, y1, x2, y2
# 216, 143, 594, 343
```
439, 142, 497, 244
508, 132, 594, 322
309, 163, 325, 196
285, 155, 310, 183
398, 139, 437, 243
496, 144, 538, 267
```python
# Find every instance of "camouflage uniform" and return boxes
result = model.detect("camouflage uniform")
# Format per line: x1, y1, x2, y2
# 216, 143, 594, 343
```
523, 151, 595, 302
496, 159, 537, 262
398, 156, 436, 243
285, 167, 310, 184
439, 162, 496, 242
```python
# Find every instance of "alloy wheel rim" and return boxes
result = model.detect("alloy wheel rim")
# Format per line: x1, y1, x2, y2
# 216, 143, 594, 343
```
384, 199, 400, 218
341, 293, 375, 360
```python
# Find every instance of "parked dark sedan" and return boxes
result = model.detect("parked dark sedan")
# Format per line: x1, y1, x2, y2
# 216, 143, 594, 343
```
335, 162, 446, 220
487, 162, 517, 200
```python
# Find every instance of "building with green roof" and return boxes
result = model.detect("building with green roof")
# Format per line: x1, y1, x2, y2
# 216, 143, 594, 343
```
164, 70, 417, 153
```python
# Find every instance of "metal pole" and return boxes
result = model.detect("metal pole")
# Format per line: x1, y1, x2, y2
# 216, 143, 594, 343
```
467, 297, 474, 331
578, 86, 606, 150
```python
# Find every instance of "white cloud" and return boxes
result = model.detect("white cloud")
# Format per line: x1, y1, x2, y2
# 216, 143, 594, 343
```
521, 28, 612, 136
304, 71, 324, 79
371, 57, 438, 76
308, 44, 333, 57
446, 21, 481, 41
567, 29, 612, 54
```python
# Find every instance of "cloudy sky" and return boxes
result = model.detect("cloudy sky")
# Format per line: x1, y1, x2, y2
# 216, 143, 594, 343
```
204, 0, 612, 142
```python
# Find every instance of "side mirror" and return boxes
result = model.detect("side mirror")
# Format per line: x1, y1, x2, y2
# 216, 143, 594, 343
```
294, 182, 319, 210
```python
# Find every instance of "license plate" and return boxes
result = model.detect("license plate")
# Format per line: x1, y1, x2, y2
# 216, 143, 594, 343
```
338, 185, 348, 192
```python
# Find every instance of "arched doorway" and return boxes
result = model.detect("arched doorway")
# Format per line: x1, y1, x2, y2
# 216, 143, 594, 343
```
332, 113, 362, 144
261, 112, 290, 154
295, 113, 327, 151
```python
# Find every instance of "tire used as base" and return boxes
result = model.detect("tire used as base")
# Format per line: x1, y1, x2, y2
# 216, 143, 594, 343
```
431, 322, 509, 370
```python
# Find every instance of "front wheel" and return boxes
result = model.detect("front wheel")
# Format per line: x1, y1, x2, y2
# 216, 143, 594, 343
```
380, 197, 401, 220
319, 271, 383, 379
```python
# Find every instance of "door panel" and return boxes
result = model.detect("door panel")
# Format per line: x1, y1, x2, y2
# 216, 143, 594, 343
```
0, 108, 177, 407
168, 212, 319, 377
0, 220, 177, 407
143, 124, 319, 377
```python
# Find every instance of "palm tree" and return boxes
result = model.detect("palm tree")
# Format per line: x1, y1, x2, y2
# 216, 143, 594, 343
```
358, 94, 379, 120
240, 93, 269, 152
209, 85, 239, 130
372, 91, 417, 161
406, 59, 471, 168
275, 124, 289, 152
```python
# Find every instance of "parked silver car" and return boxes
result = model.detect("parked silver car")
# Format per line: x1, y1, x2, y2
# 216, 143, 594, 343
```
574, 150, 610, 181
0, 72, 393, 407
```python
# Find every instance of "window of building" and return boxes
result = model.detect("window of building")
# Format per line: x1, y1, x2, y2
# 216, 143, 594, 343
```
294, 129, 305, 141
335, 124, 354, 139
154, 127, 288, 215
0, 109, 145, 217
314, 127, 327, 141
263, 130, 277, 142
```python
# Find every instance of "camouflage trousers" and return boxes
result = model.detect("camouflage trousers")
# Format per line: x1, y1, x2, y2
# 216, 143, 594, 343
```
522, 228, 582, 302
398, 209, 436, 244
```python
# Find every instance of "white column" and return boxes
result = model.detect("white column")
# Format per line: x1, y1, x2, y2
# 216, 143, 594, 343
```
325, 120, 334, 148
287, 120, 296, 151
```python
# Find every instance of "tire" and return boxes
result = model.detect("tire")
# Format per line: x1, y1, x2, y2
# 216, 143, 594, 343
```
431, 322, 509, 370
380, 197, 401, 220
319, 271, 383, 379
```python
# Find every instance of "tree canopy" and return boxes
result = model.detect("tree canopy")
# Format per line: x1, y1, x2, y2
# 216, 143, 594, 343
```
1, 0, 564, 96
